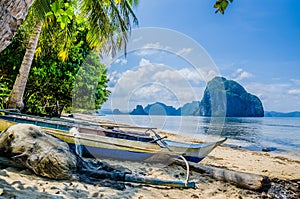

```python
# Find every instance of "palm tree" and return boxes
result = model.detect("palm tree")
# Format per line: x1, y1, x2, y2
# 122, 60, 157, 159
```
6, 0, 138, 110
6, 0, 52, 110
0, 0, 35, 53
7, 21, 43, 109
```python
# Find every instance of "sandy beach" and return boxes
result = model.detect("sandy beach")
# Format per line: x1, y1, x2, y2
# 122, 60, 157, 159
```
0, 116, 299, 199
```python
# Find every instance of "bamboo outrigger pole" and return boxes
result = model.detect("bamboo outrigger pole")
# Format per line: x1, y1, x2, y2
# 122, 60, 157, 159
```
125, 174, 195, 188
0, 156, 195, 188
72, 168, 196, 188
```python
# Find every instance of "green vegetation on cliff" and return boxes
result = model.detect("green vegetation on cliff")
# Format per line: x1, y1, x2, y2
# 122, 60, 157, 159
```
200, 77, 264, 117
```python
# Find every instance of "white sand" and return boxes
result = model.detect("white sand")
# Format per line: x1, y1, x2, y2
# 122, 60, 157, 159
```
1, 115, 299, 198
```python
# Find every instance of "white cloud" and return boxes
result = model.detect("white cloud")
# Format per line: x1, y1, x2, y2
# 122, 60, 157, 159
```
103, 59, 205, 111
238, 71, 253, 80
288, 89, 300, 95
139, 58, 151, 66
107, 71, 123, 87
236, 68, 243, 74
114, 58, 127, 65
176, 48, 192, 56
176, 68, 204, 84
130, 84, 177, 103
231, 68, 253, 81
135, 42, 172, 56
132, 36, 143, 43
291, 79, 300, 85
245, 82, 300, 112
101, 55, 114, 69
143, 42, 165, 49
105, 60, 300, 112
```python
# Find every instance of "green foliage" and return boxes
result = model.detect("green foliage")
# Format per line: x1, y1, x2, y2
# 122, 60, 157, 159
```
0, 32, 27, 109
0, 9, 110, 116
214, 0, 233, 14
42, 0, 79, 61
1, 0, 140, 115
0, 77, 10, 109
80, 0, 138, 52
29, 0, 52, 22
72, 53, 110, 112
48, 1, 75, 29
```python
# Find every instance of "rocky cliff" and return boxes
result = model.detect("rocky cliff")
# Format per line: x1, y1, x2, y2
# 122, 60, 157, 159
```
200, 76, 264, 117
178, 101, 201, 116
130, 105, 147, 115
144, 102, 179, 116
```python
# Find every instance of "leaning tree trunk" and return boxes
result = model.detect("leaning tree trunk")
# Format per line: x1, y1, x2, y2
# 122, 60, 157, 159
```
8, 21, 43, 110
0, 0, 35, 53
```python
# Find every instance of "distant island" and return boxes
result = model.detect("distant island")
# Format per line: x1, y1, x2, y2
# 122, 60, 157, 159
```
130, 102, 179, 116
101, 77, 268, 117
130, 105, 147, 115
101, 107, 300, 118
130, 77, 264, 117
264, 111, 300, 117
99, 76, 299, 117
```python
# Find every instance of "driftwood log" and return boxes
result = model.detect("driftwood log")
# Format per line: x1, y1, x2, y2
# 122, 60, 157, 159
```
174, 159, 271, 192
175, 160, 300, 198
0, 124, 194, 189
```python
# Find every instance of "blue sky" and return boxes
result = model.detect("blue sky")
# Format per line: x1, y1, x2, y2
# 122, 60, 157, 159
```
101, 0, 300, 112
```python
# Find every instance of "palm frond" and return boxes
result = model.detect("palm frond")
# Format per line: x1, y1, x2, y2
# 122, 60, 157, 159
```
30, 0, 51, 21
79, 0, 138, 55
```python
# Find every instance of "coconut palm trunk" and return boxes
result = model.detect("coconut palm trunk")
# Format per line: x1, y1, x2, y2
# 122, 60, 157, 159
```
8, 21, 43, 110
0, 0, 35, 53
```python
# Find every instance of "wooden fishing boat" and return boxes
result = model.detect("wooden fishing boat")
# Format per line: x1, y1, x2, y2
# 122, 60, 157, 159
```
0, 110, 154, 142
0, 111, 226, 163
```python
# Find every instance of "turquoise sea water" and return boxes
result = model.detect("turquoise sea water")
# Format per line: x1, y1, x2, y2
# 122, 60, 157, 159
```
99, 115, 300, 156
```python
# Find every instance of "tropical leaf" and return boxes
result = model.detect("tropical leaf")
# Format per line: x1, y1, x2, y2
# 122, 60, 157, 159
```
214, 0, 233, 14
30, 0, 51, 21
80, 0, 138, 55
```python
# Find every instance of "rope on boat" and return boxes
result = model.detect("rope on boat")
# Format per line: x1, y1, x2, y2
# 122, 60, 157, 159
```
69, 127, 83, 157
179, 155, 190, 187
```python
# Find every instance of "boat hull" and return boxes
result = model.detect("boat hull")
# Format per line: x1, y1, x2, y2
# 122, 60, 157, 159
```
69, 144, 176, 162
0, 118, 226, 163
